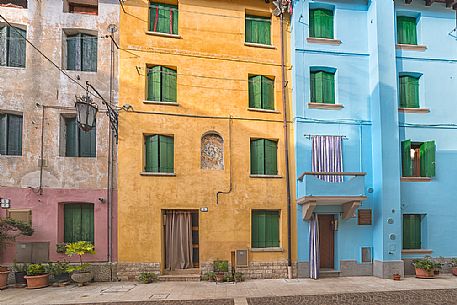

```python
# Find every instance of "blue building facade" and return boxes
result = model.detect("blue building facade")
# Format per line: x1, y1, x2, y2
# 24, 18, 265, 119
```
291, 0, 457, 278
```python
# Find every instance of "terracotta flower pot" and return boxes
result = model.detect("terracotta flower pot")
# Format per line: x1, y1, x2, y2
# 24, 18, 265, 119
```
452, 267, 457, 276
392, 274, 401, 281
24, 274, 49, 289
0, 268, 9, 290
15, 272, 27, 286
71, 271, 93, 285
415, 268, 434, 279
215, 272, 225, 283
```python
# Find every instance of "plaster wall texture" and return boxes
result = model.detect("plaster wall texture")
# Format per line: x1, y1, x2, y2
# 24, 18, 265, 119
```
117, 0, 296, 277
0, 1, 119, 264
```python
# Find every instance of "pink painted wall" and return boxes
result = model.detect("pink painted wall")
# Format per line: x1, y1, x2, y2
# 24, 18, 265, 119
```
0, 187, 117, 264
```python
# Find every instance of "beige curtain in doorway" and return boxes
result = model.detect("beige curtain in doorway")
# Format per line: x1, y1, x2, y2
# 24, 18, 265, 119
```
165, 211, 193, 270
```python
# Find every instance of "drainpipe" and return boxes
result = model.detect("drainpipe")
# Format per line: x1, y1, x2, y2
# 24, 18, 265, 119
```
280, 11, 293, 279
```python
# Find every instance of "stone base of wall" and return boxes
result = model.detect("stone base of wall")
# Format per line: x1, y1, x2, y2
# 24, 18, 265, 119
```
297, 262, 310, 278
202, 261, 289, 279
373, 260, 404, 279
117, 262, 160, 281
340, 260, 372, 277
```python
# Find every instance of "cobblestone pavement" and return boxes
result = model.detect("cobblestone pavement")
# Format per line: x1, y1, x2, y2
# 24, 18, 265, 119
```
247, 289, 457, 305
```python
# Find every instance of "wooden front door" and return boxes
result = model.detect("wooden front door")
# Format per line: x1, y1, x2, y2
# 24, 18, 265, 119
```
319, 214, 335, 269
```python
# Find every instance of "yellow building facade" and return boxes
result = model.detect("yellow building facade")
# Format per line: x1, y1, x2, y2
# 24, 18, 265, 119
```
117, 0, 295, 280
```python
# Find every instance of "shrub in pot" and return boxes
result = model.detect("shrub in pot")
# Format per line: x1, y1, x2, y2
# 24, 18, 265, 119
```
413, 256, 435, 279
13, 262, 28, 286
0, 266, 9, 290
450, 258, 457, 276
213, 260, 229, 283
138, 272, 157, 284
65, 241, 95, 286
49, 261, 70, 283
24, 264, 49, 289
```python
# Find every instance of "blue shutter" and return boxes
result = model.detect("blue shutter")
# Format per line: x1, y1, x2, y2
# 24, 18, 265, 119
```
82, 34, 97, 72
7, 27, 26, 68
65, 118, 78, 157
0, 26, 6, 66
79, 122, 96, 157
67, 34, 81, 70
0, 114, 6, 155
6, 114, 22, 156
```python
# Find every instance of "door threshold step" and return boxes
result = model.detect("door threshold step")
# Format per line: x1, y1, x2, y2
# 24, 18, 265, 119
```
158, 274, 201, 282
163, 268, 201, 275
320, 270, 340, 278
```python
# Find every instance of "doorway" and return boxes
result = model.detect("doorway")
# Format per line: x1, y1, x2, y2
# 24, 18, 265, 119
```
164, 210, 199, 270
318, 214, 335, 269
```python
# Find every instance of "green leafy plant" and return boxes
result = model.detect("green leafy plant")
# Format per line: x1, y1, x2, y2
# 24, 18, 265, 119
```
413, 256, 435, 272
450, 258, 457, 268
56, 243, 67, 254
48, 261, 70, 276
223, 274, 234, 282
65, 241, 95, 273
213, 260, 229, 273
234, 272, 244, 282
26, 264, 47, 276
13, 262, 28, 273
0, 218, 33, 257
138, 272, 157, 284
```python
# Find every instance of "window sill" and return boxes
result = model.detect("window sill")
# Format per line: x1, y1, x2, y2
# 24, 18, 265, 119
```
247, 108, 280, 114
307, 37, 342, 46
144, 100, 179, 106
398, 107, 430, 113
0, 154, 22, 157
141, 172, 176, 177
308, 102, 343, 110
251, 247, 283, 252
396, 44, 427, 51
401, 177, 432, 182
0, 65, 26, 70
244, 42, 276, 50
402, 249, 433, 254
145, 31, 181, 39
65, 69, 97, 73
250, 174, 282, 179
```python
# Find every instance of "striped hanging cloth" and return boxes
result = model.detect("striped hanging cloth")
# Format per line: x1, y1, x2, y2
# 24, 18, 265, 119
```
309, 213, 320, 280
312, 135, 344, 183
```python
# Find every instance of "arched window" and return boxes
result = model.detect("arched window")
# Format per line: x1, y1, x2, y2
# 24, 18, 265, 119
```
201, 133, 224, 170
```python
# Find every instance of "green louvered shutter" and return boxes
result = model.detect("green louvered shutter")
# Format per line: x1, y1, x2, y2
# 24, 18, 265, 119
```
421, 141, 436, 178
262, 77, 274, 110
6, 114, 22, 156
151, 3, 177, 34
64, 204, 81, 243
245, 16, 254, 43
310, 9, 333, 39
7, 27, 26, 68
399, 76, 408, 107
250, 139, 265, 175
148, 66, 162, 101
161, 67, 177, 103
246, 16, 270, 45
249, 76, 262, 108
0, 27, 6, 66
171, 5, 178, 35
159, 135, 174, 173
80, 204, 94, 243
400, 76, 419, 108
401, 140, 412, 177
397, 17, 417, 45
145, 135, 159, 172
157, 5, 170, 33
252, 211, 266, 248
266, 211, 279, 247
260, 18, 271, 45
65, 118, 77, 157
79, 124, 96, 157
322, 72, 335, 104
0, 114, 7, 155
264, 139, 278, 175
311, 71, 324, 103
82, 34, 97, 72
403, 214, 421, 249
66, 34, 80, 71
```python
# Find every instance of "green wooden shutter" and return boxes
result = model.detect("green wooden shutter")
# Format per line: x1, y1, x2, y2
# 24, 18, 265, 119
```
79, 123, 96, 157
310, 9, 333, 39
148, 66, 162, 101
246, 16, 270, 45
400, 76, 419, 108
262, 77, 274, 110
82, 34, 97, 72
399, 76, 408, 107
64, 204, 82, 243
161, 67, 177, 103
6, 114, 22, 156
171, 6, 178, 35
0, 114, 7, 155
403, 214, 421, 249
80, 204, 94, 243
145, 135, 159, 172
249, 76, 262, 108
264, 139, 278, 175
7, 27, 26, 68
401, 140, 412, 177
250, 139, 265, 175
66, 34, 81, 70
311, 71, 324, 103
309, 10, 316, 38
153, 3, 175, 34
322, 72, 335, 104
65, 118, 77, 157
159, 135, 174, 173
0, 26, 6, 66
421, 141, 436, 178
245, 16, 253, 43
260, 18, 271, 45
265, 211, 279, 247
252, 211, 266, 248
397, 17, 417, 45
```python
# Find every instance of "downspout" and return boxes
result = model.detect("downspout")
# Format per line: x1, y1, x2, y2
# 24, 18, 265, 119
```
39, 105, 45, 195
280, 12, 293, 279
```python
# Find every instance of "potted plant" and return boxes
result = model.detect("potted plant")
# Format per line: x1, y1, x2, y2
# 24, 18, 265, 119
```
0, 218, 34, 289
433, 259, 443, 276
138, 272, 157, 284
48, 261, 70, 283
392, 273, 401, 281
24, 264, 49, 289
213, 260, 228, 283
450, 258, 457, 276
12, 262, 28, 286
65, 241, 95, 286
413, 256, 435, 279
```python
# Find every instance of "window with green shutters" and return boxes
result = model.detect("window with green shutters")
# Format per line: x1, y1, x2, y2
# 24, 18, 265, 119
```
397, 16, 417, 45
66, 33, 97, 72
403, 214, 422, 250
0, 113, 22, 156
401, 140, 436, 178
399, 75, 420, 108
250, 139, 278, 175
310, 70, 335, 104
249, 75, 274, 110
252, 210, 280, 248
0, 25, 26, 68
64, 117, 96, 157
147, 66, 177, 103
245, 15, 271, 45
145, 135, 174, 173
64, 203, 94, 244
309, 9, 334, 39
149, 2, 178, 35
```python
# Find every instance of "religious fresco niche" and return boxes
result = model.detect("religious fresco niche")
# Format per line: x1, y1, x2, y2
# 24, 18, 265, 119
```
201, 133, 224, 170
